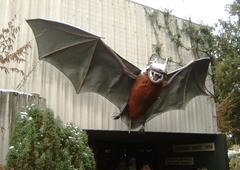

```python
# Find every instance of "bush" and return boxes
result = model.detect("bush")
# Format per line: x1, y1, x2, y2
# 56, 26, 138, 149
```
229, 155, 240, 170
6, 105, 95, 170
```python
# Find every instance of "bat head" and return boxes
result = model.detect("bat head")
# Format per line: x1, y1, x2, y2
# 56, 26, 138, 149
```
146, 54, 169, 83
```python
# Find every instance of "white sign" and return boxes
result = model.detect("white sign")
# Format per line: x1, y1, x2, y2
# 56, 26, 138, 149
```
173, 142, 215, 152
165, 157, 194, 165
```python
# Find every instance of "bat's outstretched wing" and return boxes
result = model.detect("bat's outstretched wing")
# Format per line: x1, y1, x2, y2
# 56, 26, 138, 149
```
122, 58, 210, 129
27, 19, 140, 109
148, 58, 210, 118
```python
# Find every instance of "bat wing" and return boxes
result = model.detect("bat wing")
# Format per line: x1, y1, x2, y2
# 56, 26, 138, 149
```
27, 19, 140, 109
146, 58, 210, 121
122, 58, 210, 129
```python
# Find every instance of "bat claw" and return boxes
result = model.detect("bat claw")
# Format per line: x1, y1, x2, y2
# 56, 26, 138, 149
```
138, 122, 145, 133
113, 103, 128, 120
112, 113, 121, 119
139, 127, 145, 133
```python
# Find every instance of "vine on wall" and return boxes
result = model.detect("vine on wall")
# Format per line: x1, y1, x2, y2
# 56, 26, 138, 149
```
183, 20, 214, 59
163, 9, 183, 50
144, 7, 214, 62
144, 8, 162, 57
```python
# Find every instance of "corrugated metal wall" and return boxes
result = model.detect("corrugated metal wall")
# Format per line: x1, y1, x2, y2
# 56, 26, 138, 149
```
0, 0, 218, 133
0, 90, 46, 165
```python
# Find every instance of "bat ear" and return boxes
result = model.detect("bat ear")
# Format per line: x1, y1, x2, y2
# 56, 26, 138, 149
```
162, 57, 169, 73
148, 53, 159, 65
148, 54, 169, 73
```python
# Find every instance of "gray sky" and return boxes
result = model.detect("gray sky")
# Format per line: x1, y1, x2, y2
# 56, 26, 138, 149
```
132, 0, 234, 26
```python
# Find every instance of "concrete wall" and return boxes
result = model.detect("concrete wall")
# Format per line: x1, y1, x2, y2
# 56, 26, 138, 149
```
0, 0, 217, 132
0, 90, 46, 165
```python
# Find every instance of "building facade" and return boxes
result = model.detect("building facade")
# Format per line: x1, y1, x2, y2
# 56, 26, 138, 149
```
0, 0, 217, 133
0, 0, 229, 169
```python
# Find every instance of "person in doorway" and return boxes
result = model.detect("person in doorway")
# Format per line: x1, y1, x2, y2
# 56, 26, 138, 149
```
141, 163, 152, 170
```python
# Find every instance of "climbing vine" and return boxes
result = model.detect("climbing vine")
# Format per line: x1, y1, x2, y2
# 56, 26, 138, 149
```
163, 9, 183, 50
144, 8, 162, 57
162, 9, 185, 64
183, 20, 215, 59
144, 7, 215, 62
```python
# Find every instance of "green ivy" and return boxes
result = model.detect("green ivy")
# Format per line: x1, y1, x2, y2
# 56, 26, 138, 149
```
144, 8, 162, 56
144, 7, 215, 60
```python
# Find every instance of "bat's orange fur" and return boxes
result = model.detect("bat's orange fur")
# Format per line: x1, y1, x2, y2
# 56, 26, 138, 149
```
128, 72, 166, 120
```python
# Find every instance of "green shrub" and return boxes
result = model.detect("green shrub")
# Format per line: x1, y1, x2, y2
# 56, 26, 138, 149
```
229, 155, 240, 170
6, 105, 95, 170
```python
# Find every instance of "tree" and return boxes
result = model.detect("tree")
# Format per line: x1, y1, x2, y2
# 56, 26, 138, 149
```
0, 15, 31, 76
212, 0, 240, 144
6, 105, 96, 170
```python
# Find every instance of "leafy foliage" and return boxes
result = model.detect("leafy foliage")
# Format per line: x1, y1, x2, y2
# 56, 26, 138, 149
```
230, 155, 240, 170
228, 0, 240, 21
6, 106, 95, 170
183, 20, 216, 59
212, 0, 240, 144
0, 16, 31, 75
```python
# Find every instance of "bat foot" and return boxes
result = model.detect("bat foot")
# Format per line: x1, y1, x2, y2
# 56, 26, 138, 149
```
113, 113, 121, 120
139, 127, 145, 133
138, 123, 145, 133
128, 119, 132, 133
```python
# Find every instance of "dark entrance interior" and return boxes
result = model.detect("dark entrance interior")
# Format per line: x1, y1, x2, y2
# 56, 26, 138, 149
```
87, 130, 228, 170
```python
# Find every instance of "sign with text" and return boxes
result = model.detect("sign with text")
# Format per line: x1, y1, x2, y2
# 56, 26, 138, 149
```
173, 142, 215, 152
165, 157, 194, 165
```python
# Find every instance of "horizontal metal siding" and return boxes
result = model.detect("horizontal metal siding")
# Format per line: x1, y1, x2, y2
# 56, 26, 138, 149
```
0, 0, 217, 133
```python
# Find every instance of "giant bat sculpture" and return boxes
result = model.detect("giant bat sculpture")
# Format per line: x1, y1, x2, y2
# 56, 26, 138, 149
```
27, 19, 210, 130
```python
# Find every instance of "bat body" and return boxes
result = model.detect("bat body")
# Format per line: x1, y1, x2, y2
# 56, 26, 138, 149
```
128, 72, 165, 120
27, 19, 211, 130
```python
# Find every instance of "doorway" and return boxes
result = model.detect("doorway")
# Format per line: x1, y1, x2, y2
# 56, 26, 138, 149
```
86, 130, 228, 170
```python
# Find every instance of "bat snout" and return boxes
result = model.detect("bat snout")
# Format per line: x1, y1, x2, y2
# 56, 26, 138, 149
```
148, 70, 164, 83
